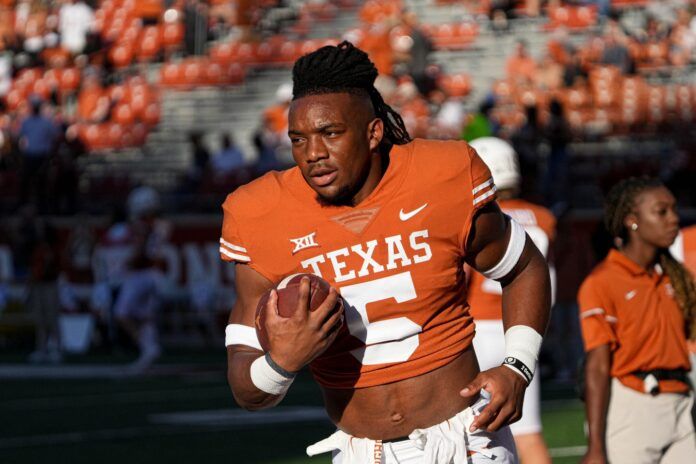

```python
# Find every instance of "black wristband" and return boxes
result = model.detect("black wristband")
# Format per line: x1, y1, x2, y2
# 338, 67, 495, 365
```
265, 353, 298, 378
503, 356, 533, 384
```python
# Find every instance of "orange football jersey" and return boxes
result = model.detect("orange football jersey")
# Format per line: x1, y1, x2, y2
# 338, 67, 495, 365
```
220, 139, 497, 388
468, 199, 555, 321
670, 225, 696, 277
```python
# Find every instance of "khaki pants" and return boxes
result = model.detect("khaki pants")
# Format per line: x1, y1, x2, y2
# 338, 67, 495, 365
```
607, 378, 696, 464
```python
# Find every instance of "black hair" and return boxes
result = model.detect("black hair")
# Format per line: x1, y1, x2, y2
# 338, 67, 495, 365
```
292, 41, 411, 146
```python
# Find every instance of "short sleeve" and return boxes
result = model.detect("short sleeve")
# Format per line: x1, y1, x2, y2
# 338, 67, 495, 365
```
577, 277, 617, 352
461, 143, 497, 250
219, 195, 251, 264
468, 145, 497, 212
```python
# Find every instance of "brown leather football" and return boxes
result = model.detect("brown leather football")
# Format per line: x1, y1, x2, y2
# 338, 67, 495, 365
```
254, 273, 335, 352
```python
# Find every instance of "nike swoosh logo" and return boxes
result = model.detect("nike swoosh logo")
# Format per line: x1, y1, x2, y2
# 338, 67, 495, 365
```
625, 290, 637, 301
400, 203, 428, 221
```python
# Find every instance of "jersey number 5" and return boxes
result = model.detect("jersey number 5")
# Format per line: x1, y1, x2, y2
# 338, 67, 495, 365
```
340, 271, 422, 365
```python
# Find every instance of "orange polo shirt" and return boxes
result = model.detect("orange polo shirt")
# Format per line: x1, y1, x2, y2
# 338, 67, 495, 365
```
671, 225, 696, 276
578, 249, 691, 394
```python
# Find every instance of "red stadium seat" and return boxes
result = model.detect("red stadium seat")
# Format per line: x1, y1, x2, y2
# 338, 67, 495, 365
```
113, 104, 135, 125
142, 103, 161, 126
109, 41, 135, 68
137, 25, 162, 61
162, 22, 184, 48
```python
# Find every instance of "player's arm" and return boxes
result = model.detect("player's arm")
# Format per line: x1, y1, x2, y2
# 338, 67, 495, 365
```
226, 264, 342, 411
581, 345, 611, 464
461, 201, 551, 431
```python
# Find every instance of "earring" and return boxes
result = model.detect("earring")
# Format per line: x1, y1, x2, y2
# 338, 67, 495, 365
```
631, 223, 638, 231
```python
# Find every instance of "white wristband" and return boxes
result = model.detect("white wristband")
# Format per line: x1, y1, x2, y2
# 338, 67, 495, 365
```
503, 325, 542, 382
225, 324, 262, 350
250, 354, 295, 395
481, 218, 526, 280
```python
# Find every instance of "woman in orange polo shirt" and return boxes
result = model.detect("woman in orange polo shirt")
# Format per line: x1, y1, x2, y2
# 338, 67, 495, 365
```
578, 177, 696, 464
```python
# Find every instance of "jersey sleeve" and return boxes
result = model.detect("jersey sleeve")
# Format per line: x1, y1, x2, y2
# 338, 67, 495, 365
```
461, 143, 497, 249
219, 194, 252, 264
577, 276, 618, 352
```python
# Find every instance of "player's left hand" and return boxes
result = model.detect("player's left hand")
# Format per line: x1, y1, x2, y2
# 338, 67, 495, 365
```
459, 366, 527, 432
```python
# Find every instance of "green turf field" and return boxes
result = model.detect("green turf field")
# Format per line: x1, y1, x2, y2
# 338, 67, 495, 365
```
0, 350, 586, 464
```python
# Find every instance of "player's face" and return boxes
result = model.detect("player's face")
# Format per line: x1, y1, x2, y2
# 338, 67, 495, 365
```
628, 186, 680, 248
288, 92, 383, 206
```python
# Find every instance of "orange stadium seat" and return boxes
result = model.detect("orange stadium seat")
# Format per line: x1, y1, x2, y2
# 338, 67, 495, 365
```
137, 25, 162, 61
109, 41, 135, 68
546, 5, 598, 31
162, 22, 184, 48
113, 104, 135, 125
142, 103, 161, 126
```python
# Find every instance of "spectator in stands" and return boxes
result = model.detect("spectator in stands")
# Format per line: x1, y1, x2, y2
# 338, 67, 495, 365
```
512, 105, 543, 196
77, 73, 110, 123
399, 10, 434, 96
600, 25, 633, 74
185, 130, 210, 192
18, 95, 59, 212
253, 82, 292, 174
114, 186, 169, 372
26, 214, 62, 364
506, 40, 536, 84
58, 0, 94, 56
461, 98, 496, 142
489, 0, 513, 33
535, 52, 564, 91
542, 99, 572, 212
51, 124, 85, 215
211, 133, 245, 178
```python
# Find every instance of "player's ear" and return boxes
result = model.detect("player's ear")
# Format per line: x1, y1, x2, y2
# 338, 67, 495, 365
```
623, 211, 638, 232
367, 118, 384, 151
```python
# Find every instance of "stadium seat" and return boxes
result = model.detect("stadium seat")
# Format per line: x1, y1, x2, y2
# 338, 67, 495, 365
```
113, 104, 135, 125
162, 22, 184, 48
109, 41, 135, 68
137, 25, 162, 61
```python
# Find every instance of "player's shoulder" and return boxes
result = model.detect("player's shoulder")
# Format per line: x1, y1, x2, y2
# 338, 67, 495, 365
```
405, 138, 480, 179
222, 169, 292, 218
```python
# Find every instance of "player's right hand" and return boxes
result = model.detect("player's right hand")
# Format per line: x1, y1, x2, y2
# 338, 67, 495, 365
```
263, 277, 343, 373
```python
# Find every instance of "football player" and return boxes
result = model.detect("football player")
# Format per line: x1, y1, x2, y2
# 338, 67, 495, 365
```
467, 137, 554, 464
221, 42, 551, 463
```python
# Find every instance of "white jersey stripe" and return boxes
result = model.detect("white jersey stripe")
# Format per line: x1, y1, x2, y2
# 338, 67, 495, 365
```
472, 178, 494, 195
580, 308, 605, 319
473, 186, 497, 206
220, 238, 247, 253
219, 247, 251, 262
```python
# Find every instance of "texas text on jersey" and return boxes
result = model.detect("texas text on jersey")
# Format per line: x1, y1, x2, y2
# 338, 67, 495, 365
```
220, 139, 496, 388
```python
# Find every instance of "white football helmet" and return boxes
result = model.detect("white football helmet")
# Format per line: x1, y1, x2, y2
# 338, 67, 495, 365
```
469, 137, 520, 190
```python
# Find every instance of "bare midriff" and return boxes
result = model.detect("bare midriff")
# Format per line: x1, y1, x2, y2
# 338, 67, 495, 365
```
320, 347, 480, 440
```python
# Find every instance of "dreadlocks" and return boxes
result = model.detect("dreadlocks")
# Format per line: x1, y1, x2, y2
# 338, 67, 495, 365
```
291, 41, 411, 146
604, 177, 696, 339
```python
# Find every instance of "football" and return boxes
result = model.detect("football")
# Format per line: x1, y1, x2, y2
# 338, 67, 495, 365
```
254, 273, 338, 351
